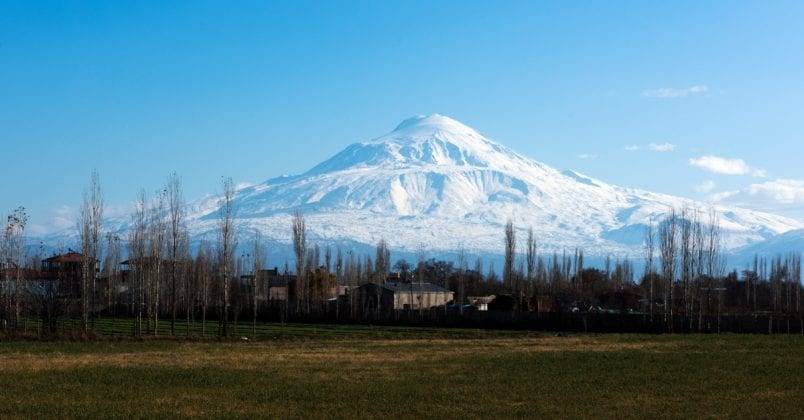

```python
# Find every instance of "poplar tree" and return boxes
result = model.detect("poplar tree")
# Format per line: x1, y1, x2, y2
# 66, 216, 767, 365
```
78, 171, 103, 334
292, 210, 307, 315
218, 177, 237, 336
503, 220, 516, 294
167, 172, 185, 335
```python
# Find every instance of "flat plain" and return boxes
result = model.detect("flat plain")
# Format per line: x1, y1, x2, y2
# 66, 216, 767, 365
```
1, 325, 802, 419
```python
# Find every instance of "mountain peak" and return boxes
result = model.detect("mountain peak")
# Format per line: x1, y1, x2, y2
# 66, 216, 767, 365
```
389, 114, 483, 140
393, 114, 471, 131
302, 114, 518, 175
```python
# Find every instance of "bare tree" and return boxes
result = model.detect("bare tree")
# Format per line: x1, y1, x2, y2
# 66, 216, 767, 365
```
0, 211, 6, 331
659, 209, 678, 332
705, 208, 724, 279
78, 171, 103, 334
3, 207, 28, 331
795, 254, 801, 309
693, 213, 706, 329
503, 220, 516, 294
680, 207, 693, 323
335, 247, 343, 280
335, 247, 343, 320
0, 217, 5, 331
644, 217, 655, 321
179, 229, 191, 336
148, 190, 167, 336
457, 248, 467, 315
166, 172, 185, 335
150, 198, 161, 332
371, 239, 391, 319
416, 243, 426, 317
196, 242, 211, 337
292, 210, 307, 315
473, 256, 484, 295
218, 177, 237, 336
129, 190, 148, 336
526, 228, 536, 298
325, 246, 332, 274
103, 232, 121, 315
375, 239, 390, 284
705, 208, 725, 332
251, 230, 263, 338
576, 248, 584, 293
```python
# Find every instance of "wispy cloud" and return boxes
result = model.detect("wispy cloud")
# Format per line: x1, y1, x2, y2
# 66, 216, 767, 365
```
744, 179, 804, 203
694, 180, 716, 193
28, 205, 76, 236
711, 179, 804, 218
642, 85, 708, 99
689, 155, 766, 177
52, 205, 76, 230
648, 142, 676, 152
576, 153, 598, 160
28, 203, 135, 236
625, 142, 677, 152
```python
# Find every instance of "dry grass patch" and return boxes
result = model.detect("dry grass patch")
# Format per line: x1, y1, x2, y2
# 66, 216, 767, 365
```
0, 333, 801, 419
0, 336, 677, 373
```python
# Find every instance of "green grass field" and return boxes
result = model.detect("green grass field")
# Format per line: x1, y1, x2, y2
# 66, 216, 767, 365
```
1, 326, 802, 418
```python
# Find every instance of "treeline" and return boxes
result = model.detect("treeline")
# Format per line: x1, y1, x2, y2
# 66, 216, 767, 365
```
1, 172, 802, 337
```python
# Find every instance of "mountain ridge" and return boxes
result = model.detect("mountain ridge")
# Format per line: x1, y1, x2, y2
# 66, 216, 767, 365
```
174, 114, 800, 256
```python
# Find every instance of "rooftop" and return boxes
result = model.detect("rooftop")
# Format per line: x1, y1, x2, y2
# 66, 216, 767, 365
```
381, 282, 451, 293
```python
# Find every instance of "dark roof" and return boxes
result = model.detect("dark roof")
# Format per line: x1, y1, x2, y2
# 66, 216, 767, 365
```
120, 257, 181, 266
260, 268, 280, 276
44, 252, 83, 263
240, 271, 292, 287
268, 279, 288, 288
376, 282, 451, 294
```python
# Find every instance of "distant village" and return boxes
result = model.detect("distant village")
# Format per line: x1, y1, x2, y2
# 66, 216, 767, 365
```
1, 174, 802, 338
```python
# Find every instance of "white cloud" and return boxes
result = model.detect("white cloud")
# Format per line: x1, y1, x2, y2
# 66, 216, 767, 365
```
626, 142, 677, 152
27, 203, 135, 236
648, 142, 676, 152
576, 153, 598, 160
711, 179, 804, 218
710, 190, 739, 202
689, 155, 766, 177
27, 225, 48, 236
744, 179, 804, 203
642, 85, 708, 99
28, 205, 75, 236
51, 205, 75, 230
104, 203, 134, 219
694, 180, 716, 193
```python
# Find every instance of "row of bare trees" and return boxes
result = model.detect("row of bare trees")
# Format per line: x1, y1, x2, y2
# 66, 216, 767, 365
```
124, 175, 242, 337
498, 210, 801, 331
644, 208, 727, 330
1, 171, 802, 336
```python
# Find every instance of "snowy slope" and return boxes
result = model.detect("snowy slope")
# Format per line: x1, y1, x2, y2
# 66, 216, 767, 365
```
733, 229, 804, 261
176, 114, 801, 256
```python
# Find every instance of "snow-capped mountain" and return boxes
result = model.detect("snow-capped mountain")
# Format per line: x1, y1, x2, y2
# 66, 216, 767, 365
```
176, 114, 800, 256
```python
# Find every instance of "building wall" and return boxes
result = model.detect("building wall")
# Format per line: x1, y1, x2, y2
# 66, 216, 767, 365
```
354, 284, 395, 319
393, 291, 454, 309
268, 286, 287, 301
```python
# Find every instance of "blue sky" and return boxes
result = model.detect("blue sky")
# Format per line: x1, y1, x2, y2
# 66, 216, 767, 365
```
2, 1, 803, 233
